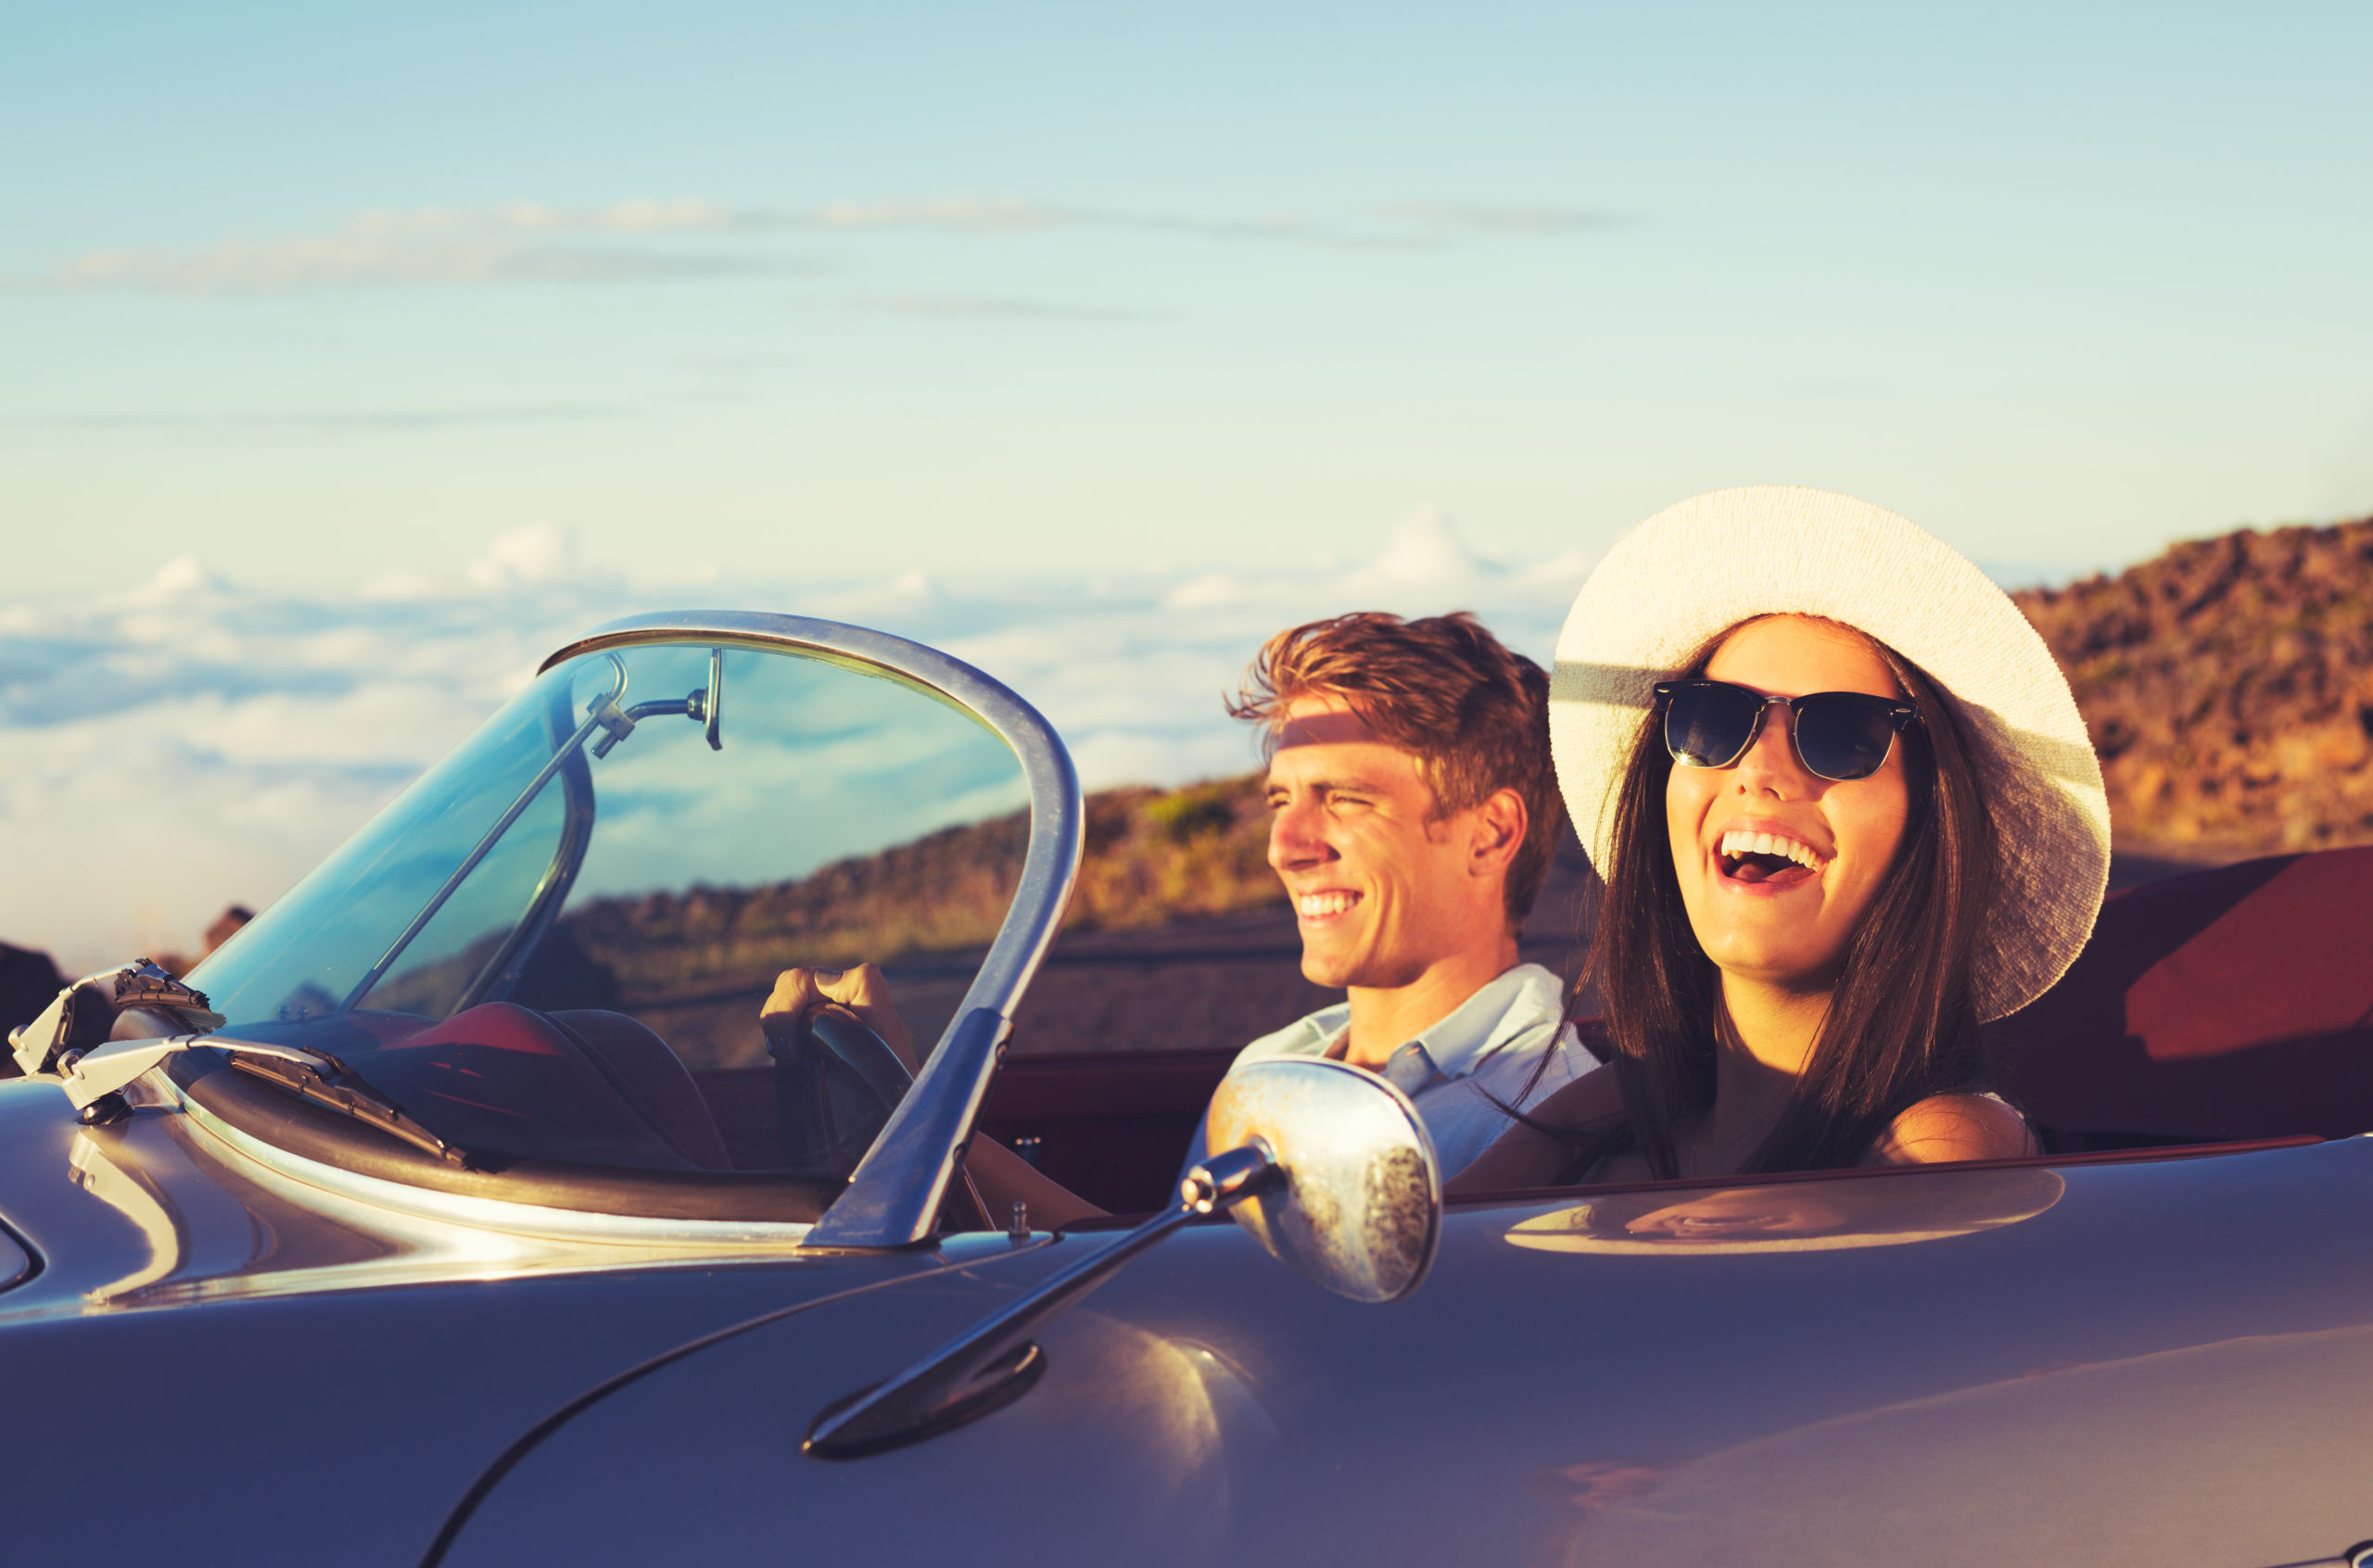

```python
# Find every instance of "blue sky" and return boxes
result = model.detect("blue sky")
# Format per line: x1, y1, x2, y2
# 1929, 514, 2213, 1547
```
5, 2, 2372, 963
6, 1, 2369, 595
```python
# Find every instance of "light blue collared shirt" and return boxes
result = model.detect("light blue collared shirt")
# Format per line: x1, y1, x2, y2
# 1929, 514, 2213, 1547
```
1184, 962, 1598, 1180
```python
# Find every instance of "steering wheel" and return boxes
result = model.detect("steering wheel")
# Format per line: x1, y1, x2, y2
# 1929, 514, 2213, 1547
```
769, 1005, 914, 1183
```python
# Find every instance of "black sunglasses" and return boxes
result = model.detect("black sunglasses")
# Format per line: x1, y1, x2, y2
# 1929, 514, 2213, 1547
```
1654, 679, 1919, 783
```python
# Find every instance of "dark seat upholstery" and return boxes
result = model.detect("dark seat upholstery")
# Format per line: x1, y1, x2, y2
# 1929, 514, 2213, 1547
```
1984, 846, 2373, 1144
547, 1009, 730, 1170
362, 1003, 730, 1170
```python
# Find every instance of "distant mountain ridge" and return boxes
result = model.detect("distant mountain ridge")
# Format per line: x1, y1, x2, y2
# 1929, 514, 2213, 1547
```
548, 512, 2373, 1012
2015, 515, 2373, 858
559, 775, 1279, 1007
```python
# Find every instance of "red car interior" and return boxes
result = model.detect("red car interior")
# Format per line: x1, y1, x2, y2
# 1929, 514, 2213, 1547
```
971, 847, 2373, 1212
1986, 845, 2373, 1147
260, 846, 2373, 1212
365, 1003, 730, 1171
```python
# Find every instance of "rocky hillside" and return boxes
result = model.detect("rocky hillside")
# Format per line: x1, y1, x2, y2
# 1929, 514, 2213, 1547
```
566, 512, 2373, 1000
561, 773, 1280, 1002
2015, 516, 2373, 858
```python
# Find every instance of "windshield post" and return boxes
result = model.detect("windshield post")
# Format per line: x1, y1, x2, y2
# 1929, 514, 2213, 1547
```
791, 648, 1083, 1250
338, 655, 627, 1013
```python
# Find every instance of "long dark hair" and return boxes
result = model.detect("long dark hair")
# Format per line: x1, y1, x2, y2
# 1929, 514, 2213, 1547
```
1555, 618, 1999, 1182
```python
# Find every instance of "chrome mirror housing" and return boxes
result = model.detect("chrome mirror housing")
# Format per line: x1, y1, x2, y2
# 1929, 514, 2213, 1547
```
1205, 1057, 1442, 1304
804, 1057, 1440, 1459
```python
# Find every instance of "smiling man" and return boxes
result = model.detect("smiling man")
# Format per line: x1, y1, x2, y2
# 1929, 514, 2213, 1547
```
1187, 612, 1594, 1178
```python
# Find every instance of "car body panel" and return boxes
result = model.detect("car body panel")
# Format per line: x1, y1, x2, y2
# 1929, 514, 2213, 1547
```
0, 1079, 1060, 1567
440, 1137, 2373, 1568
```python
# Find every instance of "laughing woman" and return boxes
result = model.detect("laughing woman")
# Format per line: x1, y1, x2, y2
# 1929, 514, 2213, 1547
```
1453, 487, 2112, 1191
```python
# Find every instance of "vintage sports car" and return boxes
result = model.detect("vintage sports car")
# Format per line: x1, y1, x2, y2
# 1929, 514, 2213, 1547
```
4, 611, 2372, 1567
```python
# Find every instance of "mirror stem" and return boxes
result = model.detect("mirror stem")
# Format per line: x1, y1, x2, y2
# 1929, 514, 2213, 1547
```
804, 1141, 1276, 1461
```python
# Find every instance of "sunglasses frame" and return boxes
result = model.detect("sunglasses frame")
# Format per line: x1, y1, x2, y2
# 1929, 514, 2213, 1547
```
1653, 679, 1920, 783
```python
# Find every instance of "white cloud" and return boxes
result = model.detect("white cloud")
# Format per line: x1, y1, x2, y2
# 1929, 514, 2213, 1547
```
121, 555, 233, 605
1374, 201, 1618, 236
41, 200, 793, 295
28, 193, 1617, 296
1356, 505, 1497, 588
6, 404, 619, 436
466, 521, 580, 590
0, 511, 1591, 969
810, 198, 1073, 233
345, 200, 749, 238
361, 568, 453, 602
1162, 573, 1243, 611
366, 522, 597, 600
806, 569, 943, 622
860, 293, 1157, 323
1065, 729, 1257, 792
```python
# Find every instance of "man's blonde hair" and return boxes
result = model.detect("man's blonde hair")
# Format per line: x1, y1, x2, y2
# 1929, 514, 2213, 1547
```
1229, 611, 1565, 924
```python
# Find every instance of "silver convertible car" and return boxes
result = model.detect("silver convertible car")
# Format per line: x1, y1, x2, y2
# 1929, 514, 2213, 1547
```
6, 613, 2373, 1567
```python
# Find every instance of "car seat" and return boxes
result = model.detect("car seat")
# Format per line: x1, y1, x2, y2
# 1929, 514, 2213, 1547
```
1984, 846, 2373, 1145
362, 1002, 730, 1170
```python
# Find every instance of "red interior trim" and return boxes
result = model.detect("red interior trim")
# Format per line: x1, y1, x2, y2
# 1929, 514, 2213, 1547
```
985, 1049, 1237, 1119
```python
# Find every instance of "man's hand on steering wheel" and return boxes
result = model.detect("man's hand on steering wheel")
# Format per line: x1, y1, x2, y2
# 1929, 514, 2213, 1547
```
761, 963, 920, 1075
760, 961, 1105, 1229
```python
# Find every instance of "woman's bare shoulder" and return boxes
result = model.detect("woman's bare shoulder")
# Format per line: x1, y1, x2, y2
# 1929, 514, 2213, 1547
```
1865, 1093, 2037, 1166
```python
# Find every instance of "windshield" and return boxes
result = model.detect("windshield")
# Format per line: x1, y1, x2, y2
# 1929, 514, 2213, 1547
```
189, 638, 1031, 1178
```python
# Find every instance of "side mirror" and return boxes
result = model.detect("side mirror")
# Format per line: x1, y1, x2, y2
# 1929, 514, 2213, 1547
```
1205, 1057, 1441, 1303
803, 1058, 1442, 1459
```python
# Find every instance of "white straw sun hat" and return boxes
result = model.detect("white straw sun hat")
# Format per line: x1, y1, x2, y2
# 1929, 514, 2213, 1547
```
1549, 486, 2111, 1022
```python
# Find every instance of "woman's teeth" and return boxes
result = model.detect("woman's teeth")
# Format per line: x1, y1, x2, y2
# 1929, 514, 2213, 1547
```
1298, 891, 1360, 917
1718, 828, 1824, 872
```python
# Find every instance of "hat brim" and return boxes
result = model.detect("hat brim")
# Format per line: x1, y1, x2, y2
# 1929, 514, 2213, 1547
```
1549, 486, 2110, 1021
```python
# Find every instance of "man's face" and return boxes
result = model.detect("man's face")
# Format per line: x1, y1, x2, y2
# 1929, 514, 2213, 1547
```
1264, 697, 1491, 990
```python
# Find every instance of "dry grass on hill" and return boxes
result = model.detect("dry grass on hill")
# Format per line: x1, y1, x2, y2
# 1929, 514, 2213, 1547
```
563, 773, 1280, 1003
548, 512, 2373, 1009
2014, 515, 2373, 858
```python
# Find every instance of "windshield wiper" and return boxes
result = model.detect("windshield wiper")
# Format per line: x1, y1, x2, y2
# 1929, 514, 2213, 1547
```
14, 961, 476, 1169
49, 1030, 476, 1169
222, 1048, 476, 1170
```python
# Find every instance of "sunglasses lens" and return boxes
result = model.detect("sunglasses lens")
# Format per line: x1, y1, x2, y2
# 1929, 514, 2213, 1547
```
1793, 695, 1900, 781
1664, 682, 1762, 768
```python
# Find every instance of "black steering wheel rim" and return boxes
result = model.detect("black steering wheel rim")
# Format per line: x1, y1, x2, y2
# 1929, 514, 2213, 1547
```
807, 1005, 914, 1110
769, 1005, 913, 1183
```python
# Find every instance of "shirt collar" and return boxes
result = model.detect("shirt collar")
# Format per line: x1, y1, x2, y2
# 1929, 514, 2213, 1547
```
1398, 963, 1567, 1081
1321, 1028, 1444, 1097
1310, 963, 1565, 1080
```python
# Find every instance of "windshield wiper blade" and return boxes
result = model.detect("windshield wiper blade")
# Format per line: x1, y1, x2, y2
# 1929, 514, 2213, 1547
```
223, 1049, 476, 1170
52, 1032, 476, 1170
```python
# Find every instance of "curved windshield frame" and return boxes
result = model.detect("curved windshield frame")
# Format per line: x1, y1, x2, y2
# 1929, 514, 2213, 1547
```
179, 615, 1080, 1232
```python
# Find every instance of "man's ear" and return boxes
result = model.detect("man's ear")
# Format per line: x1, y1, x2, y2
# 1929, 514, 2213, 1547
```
1468, 788, 1528, 876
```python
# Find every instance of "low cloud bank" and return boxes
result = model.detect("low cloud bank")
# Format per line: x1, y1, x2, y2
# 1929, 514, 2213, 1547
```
0, 512, 1591, 970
